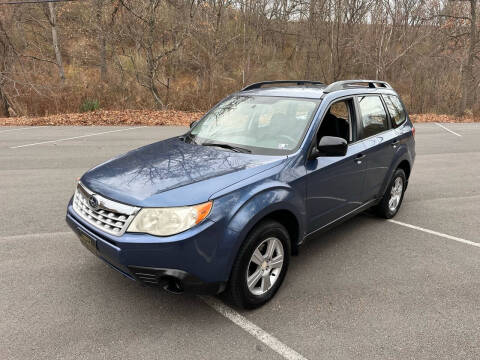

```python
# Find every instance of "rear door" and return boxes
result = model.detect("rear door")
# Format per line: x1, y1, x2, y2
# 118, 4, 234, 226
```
355, 94, 397, 201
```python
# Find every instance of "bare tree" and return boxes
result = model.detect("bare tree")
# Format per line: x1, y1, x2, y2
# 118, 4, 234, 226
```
0, 15, 19, 116
0, 26, 11, 116
436, 0, 479, 113
45, 2, 65, 82
116, 0, 193, 108
0, 0, 477, 116
95, 0, 108, 81
461, 0, 477, 113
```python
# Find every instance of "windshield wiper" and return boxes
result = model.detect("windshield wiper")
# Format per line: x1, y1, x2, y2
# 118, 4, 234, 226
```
201, 142, 251, 153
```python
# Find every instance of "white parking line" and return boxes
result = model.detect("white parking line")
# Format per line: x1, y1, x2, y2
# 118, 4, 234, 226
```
9, 126, 147, 149
0, 231, 72, 241
200, 296, 309, 360
0, 126, 43, 134
388, 219, 479, 248
435, 123, 462, 137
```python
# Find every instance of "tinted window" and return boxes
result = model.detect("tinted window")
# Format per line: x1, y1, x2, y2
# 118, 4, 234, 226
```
384, 95, 406, 127
357, 96, 388, 139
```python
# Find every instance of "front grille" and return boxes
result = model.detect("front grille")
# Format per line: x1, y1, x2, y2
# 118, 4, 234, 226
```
72, 182, 139, 236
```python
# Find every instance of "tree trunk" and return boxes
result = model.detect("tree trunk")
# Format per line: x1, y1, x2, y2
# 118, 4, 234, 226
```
305, 0, 317, 79
96, 0, 107, 81
150, 82, 164, 109
47, 2, 66, 82
99, 35, 107, 81
460, 0, 477, 114
0, 85, 10, 117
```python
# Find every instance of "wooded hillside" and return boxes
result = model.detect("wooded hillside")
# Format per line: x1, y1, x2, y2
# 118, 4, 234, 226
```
0, 0, 478, 117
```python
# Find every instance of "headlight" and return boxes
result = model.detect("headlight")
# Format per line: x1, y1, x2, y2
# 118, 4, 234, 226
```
127, 201, 213, 236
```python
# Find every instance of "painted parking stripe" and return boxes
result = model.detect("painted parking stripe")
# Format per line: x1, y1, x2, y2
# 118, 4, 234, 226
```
0, 231, 72, 241
200, 296, 309, 360
388, 219, 479, 248
0, 126, 43, 134
9, 126, 147, 149
435, 123, 462, 137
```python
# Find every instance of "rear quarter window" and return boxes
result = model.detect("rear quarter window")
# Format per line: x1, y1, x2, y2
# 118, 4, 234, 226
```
384, 95, 406, 127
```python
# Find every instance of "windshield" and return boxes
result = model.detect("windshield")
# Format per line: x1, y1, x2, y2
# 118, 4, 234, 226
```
188, 96, 320, 155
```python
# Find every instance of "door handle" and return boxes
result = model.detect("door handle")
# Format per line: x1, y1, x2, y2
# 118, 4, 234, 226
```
392, 139, 400, 148
355, 154, 366, 164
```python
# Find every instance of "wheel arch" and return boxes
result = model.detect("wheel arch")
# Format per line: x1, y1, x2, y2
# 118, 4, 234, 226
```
257, 209, 301, 255
396, 159, 411, 180
224, 205, 301, 286
379, 150, 412, 197
223, 186, 305, 279
228, 195, 304, 254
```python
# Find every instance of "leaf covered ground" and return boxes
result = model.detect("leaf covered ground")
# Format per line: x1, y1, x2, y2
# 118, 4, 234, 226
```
410, 114, 479, 123
0, 110, 478, 126
0, 110, 204, 126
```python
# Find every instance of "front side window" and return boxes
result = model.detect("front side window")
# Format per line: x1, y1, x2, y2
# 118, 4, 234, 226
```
357, 96, 389, 139
317, 99, 352, 143
383, 95, 406, 127
189, 96, 320, 155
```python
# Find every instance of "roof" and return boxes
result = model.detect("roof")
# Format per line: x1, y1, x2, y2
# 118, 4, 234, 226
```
235, 80, 398, 99
238, 86, 326, 99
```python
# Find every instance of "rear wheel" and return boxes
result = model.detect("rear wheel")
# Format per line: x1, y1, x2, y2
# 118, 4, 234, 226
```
375, 168, 406, 219
225, 220, 290, 309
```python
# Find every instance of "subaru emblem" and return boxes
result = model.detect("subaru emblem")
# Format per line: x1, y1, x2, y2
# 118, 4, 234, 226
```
88, 195, 99, 209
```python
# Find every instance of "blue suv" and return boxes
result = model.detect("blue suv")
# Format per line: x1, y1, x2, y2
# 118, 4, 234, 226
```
66, 80, 415, 308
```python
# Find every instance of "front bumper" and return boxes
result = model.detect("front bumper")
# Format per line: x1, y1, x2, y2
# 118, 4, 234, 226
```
66, 205, 227, 295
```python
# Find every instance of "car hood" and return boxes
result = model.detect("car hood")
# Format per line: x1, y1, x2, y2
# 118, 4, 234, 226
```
81, 137, 286, 207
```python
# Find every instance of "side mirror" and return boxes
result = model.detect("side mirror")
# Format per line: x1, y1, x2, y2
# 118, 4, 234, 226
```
189, 120, 198, 129
310, 136, 347, 159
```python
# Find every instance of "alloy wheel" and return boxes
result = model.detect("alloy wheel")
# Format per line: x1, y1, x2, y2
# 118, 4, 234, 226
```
246, 237, 284, 296
388, 176, 404, 212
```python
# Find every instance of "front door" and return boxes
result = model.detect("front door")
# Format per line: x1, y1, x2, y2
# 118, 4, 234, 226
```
306, 98, 367, 234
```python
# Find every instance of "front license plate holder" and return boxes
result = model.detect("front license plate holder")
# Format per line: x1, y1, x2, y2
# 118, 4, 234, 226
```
78, 230, 97, 254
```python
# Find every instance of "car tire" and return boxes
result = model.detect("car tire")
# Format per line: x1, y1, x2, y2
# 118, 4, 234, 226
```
375, 168, 406, 219
225, 220, 291, 309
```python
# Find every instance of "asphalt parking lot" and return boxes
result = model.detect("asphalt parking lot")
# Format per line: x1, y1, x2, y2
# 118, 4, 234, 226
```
1, 122, 479, 360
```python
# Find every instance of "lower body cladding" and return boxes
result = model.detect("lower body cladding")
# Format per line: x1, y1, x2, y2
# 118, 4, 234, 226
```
66, 206, 229, 295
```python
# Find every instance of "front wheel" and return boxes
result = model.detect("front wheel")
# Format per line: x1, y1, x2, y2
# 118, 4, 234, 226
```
375, 168, 406, 219
225, 220, 291, 309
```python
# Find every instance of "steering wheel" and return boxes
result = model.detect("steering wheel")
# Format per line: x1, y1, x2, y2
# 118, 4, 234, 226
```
277, 134, 296, 144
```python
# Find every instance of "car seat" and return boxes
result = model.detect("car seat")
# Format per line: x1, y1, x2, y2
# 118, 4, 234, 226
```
318, 111, 349, 142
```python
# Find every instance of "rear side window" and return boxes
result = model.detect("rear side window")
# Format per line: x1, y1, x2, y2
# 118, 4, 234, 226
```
383, 95, 406, 127
357, 96, 389, 139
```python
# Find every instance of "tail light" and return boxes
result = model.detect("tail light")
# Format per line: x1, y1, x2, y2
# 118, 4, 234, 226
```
412, 126, 415, 137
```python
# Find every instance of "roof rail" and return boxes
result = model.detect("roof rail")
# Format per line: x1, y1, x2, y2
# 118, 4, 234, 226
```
323, 80, 392, 93
241, 80, 325, 91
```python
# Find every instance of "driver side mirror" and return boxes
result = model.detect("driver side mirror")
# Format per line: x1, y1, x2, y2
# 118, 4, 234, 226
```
189, 120, 198, 129
310, 136, 347, 159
